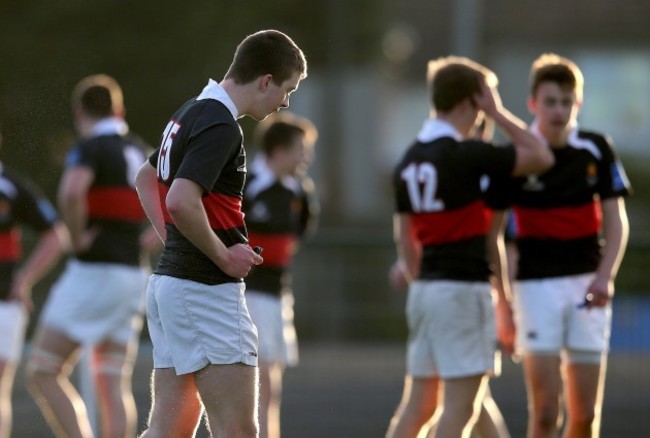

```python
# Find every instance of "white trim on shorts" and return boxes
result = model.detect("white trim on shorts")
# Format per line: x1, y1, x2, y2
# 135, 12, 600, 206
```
0, 301, 28, 363
146, 274, 258, 375
40, 259, 147, 346
246, 290, 298, 367
405, 280, 499, 379
513, 272, 611, 355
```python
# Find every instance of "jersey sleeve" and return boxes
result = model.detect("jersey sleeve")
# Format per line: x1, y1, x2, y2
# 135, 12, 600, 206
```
64, 139, 99, 171
14, 176, 58, 231
595, 135, 632, 199
465, 140, 517, 178
175, 122, 241, 193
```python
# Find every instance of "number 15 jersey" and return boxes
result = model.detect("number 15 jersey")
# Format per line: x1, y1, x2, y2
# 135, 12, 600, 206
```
393, 119, 515, 281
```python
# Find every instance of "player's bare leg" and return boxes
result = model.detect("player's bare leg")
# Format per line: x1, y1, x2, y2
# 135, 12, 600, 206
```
258, 362, 284, 438
472, 387, 511, 438
26, 326, 93, 438
433, 374, 486, 438
563, 359, 606, 438
93, 339, 139, 438
524, 354, 563, 438
195, 363, 258, 437
386, 375, 440, 438
0, 361, 16, 438
139, 368, 203, 438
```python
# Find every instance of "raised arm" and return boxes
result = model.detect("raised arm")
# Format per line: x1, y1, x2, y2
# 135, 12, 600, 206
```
475, 83, 554, 176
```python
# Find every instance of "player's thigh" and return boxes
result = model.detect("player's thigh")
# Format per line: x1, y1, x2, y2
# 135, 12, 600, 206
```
401, 375, 441, 417
195, 363, 258, 420
564, 361, 605, 419
522, 354, 562, 405
147, 368, 202, 432
28, 324, 80, 372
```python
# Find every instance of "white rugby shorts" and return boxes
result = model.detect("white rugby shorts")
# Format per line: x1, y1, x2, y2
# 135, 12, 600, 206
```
513, 272, 611, 355
40, 260, 147, 346
406, 280, 499, 379
0, 301, 28, 363
146, 275, 258, 375
246, 290, 298, 367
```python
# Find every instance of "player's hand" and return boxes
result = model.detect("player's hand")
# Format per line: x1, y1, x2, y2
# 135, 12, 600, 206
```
221, 244, 264, 278
583, 275, 613, 309
473, 83, 502, 118
388, 259, 409, 291
495, 298, 516, 357
72, 226, 100, 255
8, 277, 34, 312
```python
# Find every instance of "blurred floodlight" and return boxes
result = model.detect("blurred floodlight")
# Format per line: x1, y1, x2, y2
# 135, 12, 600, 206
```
382, 24, 419, 65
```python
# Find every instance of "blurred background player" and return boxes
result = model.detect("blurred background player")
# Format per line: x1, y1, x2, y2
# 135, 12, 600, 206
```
243, 112, 319, 438
0, 125, 67, 438
387, 56, 553, 438
26, 74, 154, 438
487, 53, 631, 438
135, 29, 306, 437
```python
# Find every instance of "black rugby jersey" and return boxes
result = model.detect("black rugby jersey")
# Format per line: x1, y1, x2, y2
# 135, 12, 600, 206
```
487, 126, 631, 279
149, 81, 247, 285
0, 163, 58, 300
393, 119, 516, 281
243, 156, 317, 296
65, 120, 149, 266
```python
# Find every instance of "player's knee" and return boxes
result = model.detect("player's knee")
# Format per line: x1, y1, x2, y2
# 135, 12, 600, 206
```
24, 348, 65, 391
534, 404, 561, 431
569, 409, 596, 428
95, 351, 130, 377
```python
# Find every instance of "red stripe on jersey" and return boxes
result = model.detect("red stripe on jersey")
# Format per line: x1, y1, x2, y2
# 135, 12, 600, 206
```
411, 201, 492, 245
247, 232, 296, 268
157, 184, 244, 231
87, 187, 146, 222
0, 229, 21, 261
157, 183, 174, 224
515, 200, 601, 239
203, 193, 245, 230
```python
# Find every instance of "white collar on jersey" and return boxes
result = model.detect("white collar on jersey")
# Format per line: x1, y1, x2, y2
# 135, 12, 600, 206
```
417, 118, 463, 143
530, 119, 601, 160
197, 79, 239, 119
245, 154, 301, 199
91, 117, 129, 137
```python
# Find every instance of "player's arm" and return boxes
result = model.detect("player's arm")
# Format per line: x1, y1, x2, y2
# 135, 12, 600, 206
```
587, 197, 629, 308
10, 223, 68, 311
474, 83, 554, 176
57, 166, 96, 254
487, 209, 516, 355
165, 177, 262, 278
392, 213, 421, 284
135, 161, 166, 243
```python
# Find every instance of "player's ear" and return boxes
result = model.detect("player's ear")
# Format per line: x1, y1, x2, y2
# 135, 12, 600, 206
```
526, 95, 536, 115
259, 74, 273, 91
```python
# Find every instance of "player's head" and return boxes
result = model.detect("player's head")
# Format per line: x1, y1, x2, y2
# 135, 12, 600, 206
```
254, 112, 318, 176
427, 56, 498, 113
528, 53, 583, 137
225, 29, 307, 86
529, 53, 583, 102
225, 30, 307, 121
71, 74, 124, 119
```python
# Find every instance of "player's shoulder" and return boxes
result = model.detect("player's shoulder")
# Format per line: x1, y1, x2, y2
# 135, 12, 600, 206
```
576, 129, 613, 149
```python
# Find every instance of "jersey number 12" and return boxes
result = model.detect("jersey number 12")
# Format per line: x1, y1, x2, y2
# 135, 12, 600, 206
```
401, 162, 444, 212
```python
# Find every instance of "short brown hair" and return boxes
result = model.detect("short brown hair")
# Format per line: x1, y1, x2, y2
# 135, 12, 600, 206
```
427, 56, 498, 112
254, 112, 318, 156
225, 29, 307, 86
71, 74, 124, 118
529, 53, 583, 100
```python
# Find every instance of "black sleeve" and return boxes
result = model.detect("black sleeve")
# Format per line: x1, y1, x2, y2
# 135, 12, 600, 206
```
14, 176, 58, 231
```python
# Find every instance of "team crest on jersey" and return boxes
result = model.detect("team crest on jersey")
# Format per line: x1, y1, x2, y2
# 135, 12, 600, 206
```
523, 174, 544, 191
250, 202, 271, 222
585, 162, 598, 187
